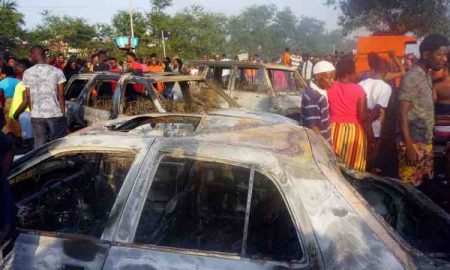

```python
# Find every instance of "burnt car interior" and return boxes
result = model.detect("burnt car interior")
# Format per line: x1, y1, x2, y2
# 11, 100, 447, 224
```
135, 157, 303, 263
65, 79, 88, 101
159, 81, 231, 113
123, 82, 157, 116
343, 170, 450, 261
107, 115, 201, 137
9, 152, 135, 238
88, 80, 117, 111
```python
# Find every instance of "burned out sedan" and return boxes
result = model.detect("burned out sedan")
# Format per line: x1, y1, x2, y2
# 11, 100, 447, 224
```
65, 72, 238, 130
187, 60, 306, 121
2, 114, 450, 270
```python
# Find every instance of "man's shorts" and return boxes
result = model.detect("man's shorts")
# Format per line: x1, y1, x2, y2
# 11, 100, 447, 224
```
398, 142, 433, 187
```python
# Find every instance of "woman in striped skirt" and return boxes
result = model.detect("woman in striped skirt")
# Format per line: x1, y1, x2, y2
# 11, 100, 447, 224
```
327, 58, 374, 171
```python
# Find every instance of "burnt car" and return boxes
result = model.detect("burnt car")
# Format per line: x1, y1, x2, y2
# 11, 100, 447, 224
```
65, 72, 238, 130
186, 60, 306, 120
2, 113, 450, 269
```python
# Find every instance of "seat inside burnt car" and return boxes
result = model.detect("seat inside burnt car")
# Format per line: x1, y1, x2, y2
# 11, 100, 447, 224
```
9, 152, 136, 238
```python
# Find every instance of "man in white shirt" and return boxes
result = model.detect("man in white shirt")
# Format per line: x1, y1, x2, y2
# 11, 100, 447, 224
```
290, 49, 302, 71
359, 58, 392, 171
20, 46, 67, 149
301, 54, 313, 81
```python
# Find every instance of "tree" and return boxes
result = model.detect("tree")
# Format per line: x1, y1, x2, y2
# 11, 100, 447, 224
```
166, 5, 228, 59
1, 0, 17, 10
326, 0, 450, 36
150, 0, 173, 14
31, 11, 97, 51
112, 10, 148, 37
0, 0, 23, 49
228, 5, 279, 57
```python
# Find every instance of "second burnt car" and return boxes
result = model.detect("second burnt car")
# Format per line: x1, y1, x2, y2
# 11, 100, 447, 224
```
64, 72, 238, 130
2, 113, 450, 270
186, 60, 306, 121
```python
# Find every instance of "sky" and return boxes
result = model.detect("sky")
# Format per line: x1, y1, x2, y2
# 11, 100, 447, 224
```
16, 0, 341, 30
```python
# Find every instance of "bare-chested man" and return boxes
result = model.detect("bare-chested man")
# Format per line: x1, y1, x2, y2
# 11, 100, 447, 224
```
433, 56, 450, 181
433, 59, 450, 139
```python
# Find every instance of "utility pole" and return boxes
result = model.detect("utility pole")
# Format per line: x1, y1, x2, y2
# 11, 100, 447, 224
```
161, 30, 166, 57
129, 0, 135, 38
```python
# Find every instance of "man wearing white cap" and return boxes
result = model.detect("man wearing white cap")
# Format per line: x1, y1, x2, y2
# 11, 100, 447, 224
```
301, 61, 335, 143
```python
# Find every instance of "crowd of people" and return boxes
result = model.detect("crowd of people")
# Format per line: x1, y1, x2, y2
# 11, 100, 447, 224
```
301, 34, 449, 200
0, 47, 188, 152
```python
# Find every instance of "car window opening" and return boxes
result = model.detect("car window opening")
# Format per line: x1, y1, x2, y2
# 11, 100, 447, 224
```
134, 157, 303, 263
88, 80, 117, 111
108, 116, 201, 137
65, 79, 88, 101
268, 69, 303, 92
10, 152, 136, 238
123, 82, 157, 116
158, 80, 231, 113
235, 68, 267, 92
206, 66, 232, 89
342, 169, 450, 261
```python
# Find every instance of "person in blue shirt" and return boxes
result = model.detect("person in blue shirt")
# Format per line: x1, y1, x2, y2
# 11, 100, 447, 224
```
0, 66, 20, 133
0, 66, 19, 99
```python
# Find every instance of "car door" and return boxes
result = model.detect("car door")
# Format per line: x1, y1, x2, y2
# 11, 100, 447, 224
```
230, 67, 270, 112
64, 75, 92, 130
3, 149, 140, 270
78, 75, 120, 126
102, 148, 316, 269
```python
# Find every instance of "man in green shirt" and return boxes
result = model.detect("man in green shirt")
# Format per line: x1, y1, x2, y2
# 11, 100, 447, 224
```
398, 34, 449, 186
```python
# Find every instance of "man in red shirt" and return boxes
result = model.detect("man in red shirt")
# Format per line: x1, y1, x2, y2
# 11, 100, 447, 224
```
127, 51, 143, 71
108, 57, 122, 73
54, 53, 65, 70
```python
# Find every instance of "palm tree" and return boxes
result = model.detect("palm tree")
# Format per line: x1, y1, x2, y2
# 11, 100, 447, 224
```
1, 0, 18, 11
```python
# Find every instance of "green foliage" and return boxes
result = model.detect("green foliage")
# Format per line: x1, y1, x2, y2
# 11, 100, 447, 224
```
166, 5, 228, 59
150, 0, 173, 14
1, 0, 17, 10
31, 11, 97, 49
327, 0, 450, 37
0, 0, 23, 49
112, 10, 148, 37
7, 2, 356, 60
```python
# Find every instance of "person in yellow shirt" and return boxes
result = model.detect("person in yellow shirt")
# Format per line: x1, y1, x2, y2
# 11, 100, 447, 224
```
10, 81, 33, 146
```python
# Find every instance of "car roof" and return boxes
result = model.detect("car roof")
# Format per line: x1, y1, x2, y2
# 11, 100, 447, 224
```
74, 109, 297, 136
65, 111, 308, 160
186, 60, 298, 72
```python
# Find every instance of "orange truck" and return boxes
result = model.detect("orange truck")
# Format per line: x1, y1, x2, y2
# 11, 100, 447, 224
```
355, 35, 417, 73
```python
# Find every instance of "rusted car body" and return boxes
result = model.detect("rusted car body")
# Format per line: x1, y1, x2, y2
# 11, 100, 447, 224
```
186, 60, 306, 121
65, 72, 238, 130
2, 112, 450, 269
